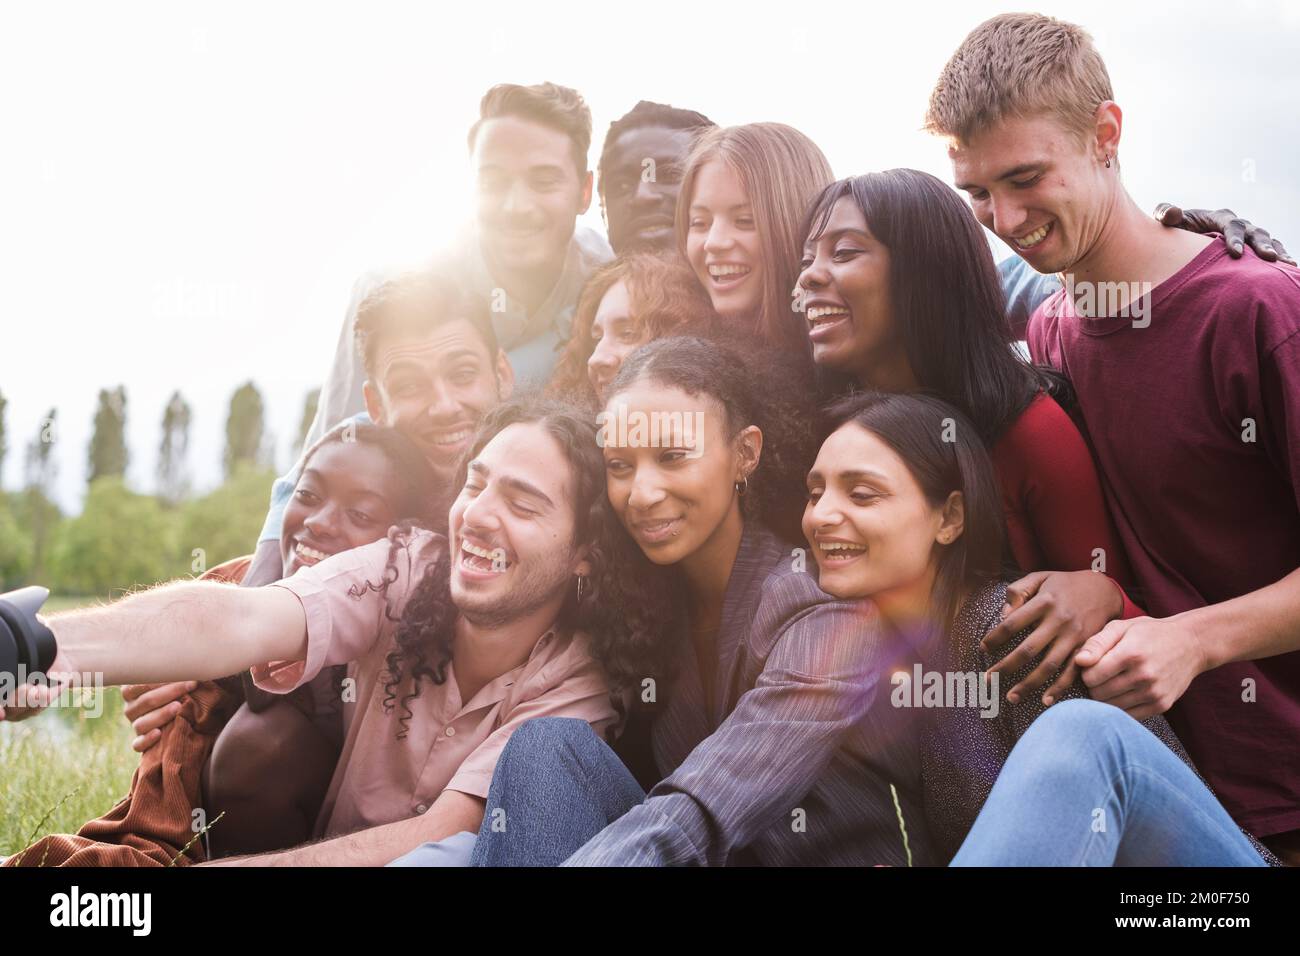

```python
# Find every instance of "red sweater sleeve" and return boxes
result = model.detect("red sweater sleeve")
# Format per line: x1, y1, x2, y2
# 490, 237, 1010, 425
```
991, 393, 1144, 618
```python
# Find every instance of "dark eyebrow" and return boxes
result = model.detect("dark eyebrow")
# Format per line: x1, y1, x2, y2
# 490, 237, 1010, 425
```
839, 468, 891, 484
955, 162, 1045, 192
814, 227, 872, 245
467, 460, 555, 508
807, 467, 891, 485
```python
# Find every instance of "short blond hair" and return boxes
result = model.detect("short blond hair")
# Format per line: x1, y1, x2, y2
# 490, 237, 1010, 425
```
924, 13, 1113, 144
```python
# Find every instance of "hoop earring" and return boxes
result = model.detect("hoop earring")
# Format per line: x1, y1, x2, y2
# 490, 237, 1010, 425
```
1104, 154, 1112, 169
734, 477, 748, 497
575, 574, 588, 604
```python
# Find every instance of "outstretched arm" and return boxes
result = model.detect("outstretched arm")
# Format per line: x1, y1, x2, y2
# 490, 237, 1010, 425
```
43, 581, 306, 688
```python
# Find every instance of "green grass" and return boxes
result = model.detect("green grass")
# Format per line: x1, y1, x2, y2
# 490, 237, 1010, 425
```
1, 593, 138, 858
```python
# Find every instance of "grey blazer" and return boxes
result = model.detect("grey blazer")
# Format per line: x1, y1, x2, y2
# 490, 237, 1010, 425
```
565, 522, 936, 866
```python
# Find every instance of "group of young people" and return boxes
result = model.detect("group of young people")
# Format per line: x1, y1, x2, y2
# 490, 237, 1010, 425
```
5, 12, 1299, 868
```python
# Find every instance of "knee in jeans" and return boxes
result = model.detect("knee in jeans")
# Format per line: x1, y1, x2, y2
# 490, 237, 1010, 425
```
497, 717, 596, 770
1032, 698, 1127, 738
1019, 699, 1132, 778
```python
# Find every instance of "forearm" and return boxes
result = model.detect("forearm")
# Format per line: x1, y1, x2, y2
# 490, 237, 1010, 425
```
1179, 566, 1300, 670
46, 580, 305, 686
216, 791, 485, 867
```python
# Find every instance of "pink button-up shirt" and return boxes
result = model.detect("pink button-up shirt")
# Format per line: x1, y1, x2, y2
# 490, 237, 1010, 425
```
251, 526, 619, 839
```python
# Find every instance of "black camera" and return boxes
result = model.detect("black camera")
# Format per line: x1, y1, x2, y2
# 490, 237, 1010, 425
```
0, 586, 57, 683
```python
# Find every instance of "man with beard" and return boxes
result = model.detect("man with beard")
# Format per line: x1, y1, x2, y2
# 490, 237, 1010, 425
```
12, 401, 663, 866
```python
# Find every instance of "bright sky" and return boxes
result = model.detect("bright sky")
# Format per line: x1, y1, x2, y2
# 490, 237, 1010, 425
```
3, 0, 1297, 511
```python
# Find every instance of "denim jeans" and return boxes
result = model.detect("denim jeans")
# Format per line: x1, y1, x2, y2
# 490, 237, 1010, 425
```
950, 699, 1267, 866
391, 701, 1267, 867
386, 717, 642, 867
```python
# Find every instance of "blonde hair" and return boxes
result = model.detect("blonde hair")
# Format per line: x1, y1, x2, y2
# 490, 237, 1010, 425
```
924, 13, 1113, 145
675, 123, 833, 352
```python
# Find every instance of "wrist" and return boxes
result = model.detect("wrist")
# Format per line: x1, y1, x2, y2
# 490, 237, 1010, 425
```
1172, 606, 1219, 675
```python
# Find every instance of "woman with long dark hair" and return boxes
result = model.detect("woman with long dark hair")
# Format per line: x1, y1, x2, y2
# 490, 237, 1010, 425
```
796, 168, 1143, 707
803, 390, 1271, 865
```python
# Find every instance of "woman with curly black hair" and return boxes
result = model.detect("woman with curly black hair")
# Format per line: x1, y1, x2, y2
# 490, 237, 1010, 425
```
406, 335, 924, 866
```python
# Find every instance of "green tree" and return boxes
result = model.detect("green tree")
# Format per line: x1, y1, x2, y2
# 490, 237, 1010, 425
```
0, 492, 33, 588
224, 381, 266, 479
47, 476, 176, 597
87, 385, 129, 484
0, 389, 8, 485
157, 390, 193, 506
176, 462, 278, 574
22, 409, 60, 581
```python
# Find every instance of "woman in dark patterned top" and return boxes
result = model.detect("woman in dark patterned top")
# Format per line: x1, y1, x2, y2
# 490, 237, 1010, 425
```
804, 390, 1271, 865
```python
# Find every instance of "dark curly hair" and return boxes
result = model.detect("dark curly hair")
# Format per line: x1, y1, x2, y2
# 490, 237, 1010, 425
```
604, 335, 821, 542
361, 398, 679, 738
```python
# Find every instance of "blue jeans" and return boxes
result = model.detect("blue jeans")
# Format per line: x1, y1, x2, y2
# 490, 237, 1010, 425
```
951, 699, 1266, 866
386, 717, 642, 867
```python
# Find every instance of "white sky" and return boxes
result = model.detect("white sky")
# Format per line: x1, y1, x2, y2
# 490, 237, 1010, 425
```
3, 0, 1298, 511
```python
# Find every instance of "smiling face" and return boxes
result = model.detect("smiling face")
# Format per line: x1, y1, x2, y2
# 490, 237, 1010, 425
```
602, 380, 756, 569
363, 317, 511, 486
448, 422, 589, 628
603, 125, 695, 255
281, 440, 409, 577
950, 112, 1114, 275
803, 423, 959, 623
797, 196, 908, 383
685, 159, 764, 321
586, 280, 645, 402
473, 115, 591, 278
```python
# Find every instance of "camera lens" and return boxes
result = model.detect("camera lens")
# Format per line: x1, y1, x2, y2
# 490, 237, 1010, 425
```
0, 586, 57, 683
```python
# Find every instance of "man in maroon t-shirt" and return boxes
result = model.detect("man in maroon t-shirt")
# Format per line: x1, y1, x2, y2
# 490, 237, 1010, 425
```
926, 12, 1300, 861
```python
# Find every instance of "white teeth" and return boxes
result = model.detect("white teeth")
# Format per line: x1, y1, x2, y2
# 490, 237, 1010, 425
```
296, 542, 329, 562
708, 264, 751, 277
432, 428, 473, 446
1014, 223, 1051, 249
807, 306, 850, 322
461, 539, 508, 571
819, 542, 866, 555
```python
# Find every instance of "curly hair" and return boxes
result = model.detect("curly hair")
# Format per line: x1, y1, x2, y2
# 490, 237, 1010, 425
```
548, 251, 717, 406
362, 398, 680, 738
604, 335, 821, 542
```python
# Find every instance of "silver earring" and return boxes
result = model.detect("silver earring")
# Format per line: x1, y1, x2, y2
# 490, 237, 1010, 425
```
1104, 154, 1112, 169
734, 477, 748, 497
575, 574, 587, 603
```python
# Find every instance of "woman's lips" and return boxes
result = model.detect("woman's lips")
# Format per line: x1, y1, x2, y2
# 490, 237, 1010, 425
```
632, 517, 682, 545
707, 263, 752, 289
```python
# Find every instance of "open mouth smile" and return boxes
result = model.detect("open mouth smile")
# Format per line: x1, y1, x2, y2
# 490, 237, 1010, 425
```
1013, 221, 1053, 250
459, 537, 510, 574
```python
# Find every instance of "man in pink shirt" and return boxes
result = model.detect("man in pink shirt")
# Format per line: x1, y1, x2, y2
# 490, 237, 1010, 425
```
12, 400, 672, 866
928, 13, 1300, 860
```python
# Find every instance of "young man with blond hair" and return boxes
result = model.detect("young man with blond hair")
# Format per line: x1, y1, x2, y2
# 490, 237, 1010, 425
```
927, 12, 1300, 862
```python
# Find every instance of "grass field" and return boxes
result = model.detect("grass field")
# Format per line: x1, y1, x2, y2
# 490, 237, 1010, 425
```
0, 594, 138, 858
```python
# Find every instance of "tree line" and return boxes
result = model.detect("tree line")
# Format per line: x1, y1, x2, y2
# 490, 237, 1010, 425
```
0, 384, 319, 597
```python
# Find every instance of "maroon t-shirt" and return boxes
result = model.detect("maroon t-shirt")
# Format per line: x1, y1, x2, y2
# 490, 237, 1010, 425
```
1028, 241, 1300, 837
